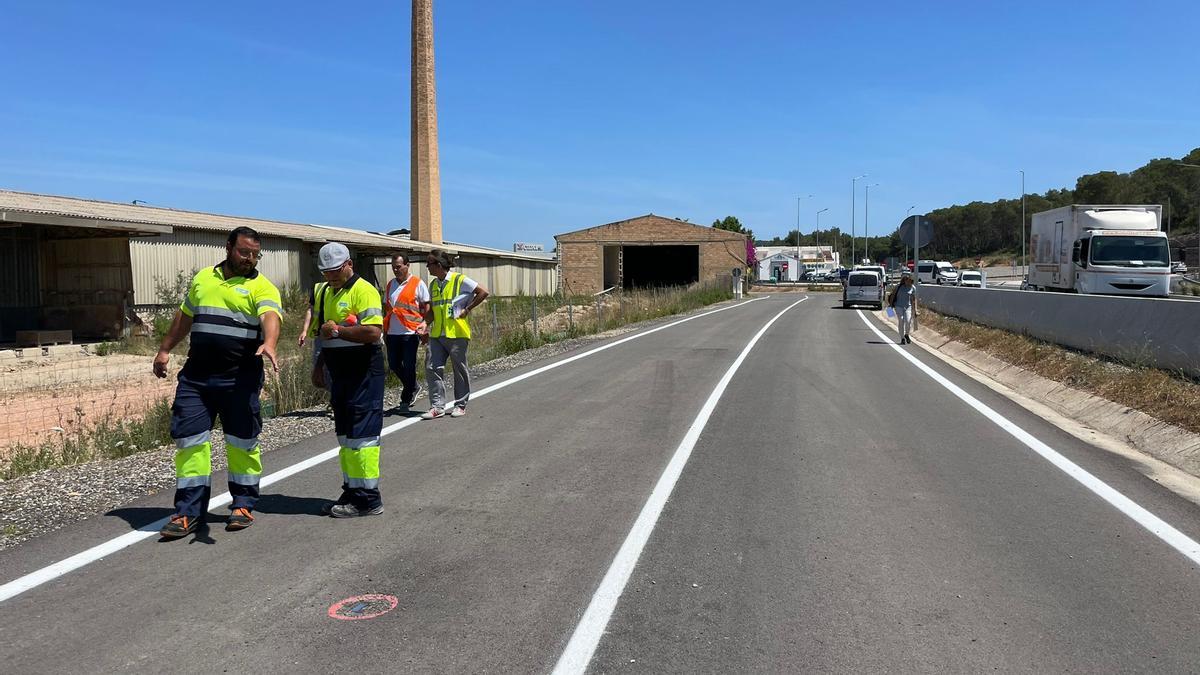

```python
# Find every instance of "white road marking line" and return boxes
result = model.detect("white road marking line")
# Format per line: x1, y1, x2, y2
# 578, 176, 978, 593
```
0, 296, 769, 604
552, 296, 808, 675
856, 309, 1200, 566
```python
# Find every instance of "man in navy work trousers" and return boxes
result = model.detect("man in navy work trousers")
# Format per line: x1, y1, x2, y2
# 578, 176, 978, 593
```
311, 242, 387, 517
153, 226, 282, 538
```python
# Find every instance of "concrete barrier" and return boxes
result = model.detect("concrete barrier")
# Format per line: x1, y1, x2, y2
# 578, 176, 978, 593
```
917, 285, 1200, 377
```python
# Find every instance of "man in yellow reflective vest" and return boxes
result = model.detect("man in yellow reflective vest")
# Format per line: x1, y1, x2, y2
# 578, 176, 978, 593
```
420, 249, 489, 420
152, 226, 282, 538
312, 243, 387, 517
382, 252, 430, 408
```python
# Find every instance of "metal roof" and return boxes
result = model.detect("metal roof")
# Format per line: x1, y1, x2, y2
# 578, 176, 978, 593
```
0, 189, 556, 263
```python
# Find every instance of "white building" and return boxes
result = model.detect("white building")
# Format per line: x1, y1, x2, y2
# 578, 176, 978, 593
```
755, 245, 839, 281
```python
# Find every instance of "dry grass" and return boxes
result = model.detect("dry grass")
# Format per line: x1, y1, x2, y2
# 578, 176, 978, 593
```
919, 310, 1200, 435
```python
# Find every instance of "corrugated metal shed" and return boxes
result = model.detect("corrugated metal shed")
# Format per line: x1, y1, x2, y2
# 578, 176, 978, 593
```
131, 231, 304, 305
1, 190, 561, 303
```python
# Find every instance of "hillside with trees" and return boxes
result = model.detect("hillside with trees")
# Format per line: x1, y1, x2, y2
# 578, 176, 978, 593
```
754, 147, 1200, 264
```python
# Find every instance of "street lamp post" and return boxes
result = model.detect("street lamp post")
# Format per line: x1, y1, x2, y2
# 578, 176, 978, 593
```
1019, 170, 1026, 276
864, 183, 879, 264
851, 174, 867, 266
796, 194, 812, 278
816, 208, 829, 271
906, 205, 916, 279
1178, 163, 1200, 272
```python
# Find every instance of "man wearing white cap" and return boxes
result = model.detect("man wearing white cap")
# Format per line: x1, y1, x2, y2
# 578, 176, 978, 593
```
312, 243, 387, 517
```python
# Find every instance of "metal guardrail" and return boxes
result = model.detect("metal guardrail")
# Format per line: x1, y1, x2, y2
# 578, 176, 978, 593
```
917, 285, 1200, 377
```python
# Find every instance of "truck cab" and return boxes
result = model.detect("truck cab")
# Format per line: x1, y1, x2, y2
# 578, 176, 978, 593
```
1071, 230, 1171, 295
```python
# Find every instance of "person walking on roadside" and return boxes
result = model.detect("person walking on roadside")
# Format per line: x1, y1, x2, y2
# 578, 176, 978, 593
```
421, 249, 489, 420
888, 271, 919, 345
152, 226, 282, 539
312, 243, 387, 518
383, 252, 431, 408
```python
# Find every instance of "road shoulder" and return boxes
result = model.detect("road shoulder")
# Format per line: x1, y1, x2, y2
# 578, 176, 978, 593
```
869, 308, 1200, 505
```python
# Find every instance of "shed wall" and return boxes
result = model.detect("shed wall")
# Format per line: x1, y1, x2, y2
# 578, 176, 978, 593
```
131, 231, 303, 305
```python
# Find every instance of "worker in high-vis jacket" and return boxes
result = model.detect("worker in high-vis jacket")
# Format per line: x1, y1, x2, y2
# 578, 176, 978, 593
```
312, 242, 387, 517
382, 252, 430, 408
153, 226, 282, 539
420, 249, 489, 420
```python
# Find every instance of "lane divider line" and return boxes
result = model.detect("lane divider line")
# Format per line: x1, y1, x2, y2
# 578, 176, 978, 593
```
856, 310, 1200, 566
0, 296, 770, 604
552, 296, 809, 675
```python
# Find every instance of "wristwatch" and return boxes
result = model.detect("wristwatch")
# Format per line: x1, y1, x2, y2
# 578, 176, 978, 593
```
331, 328, 340, 339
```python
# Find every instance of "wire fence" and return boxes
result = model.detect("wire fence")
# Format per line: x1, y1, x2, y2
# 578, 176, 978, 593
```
0, 277, 735, 478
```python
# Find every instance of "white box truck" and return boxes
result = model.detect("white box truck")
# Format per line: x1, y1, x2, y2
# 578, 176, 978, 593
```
1027, 205, 1170, 297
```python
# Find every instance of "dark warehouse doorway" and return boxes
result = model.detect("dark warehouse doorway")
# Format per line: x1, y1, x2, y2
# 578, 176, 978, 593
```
621, 245, 699, 289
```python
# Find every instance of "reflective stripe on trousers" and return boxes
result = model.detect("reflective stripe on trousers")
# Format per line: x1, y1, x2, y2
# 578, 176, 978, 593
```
225, 433, 263, 487
339, 443, 380, 489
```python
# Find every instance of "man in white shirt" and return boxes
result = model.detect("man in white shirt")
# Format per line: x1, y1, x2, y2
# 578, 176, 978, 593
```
382, 253, 431, 407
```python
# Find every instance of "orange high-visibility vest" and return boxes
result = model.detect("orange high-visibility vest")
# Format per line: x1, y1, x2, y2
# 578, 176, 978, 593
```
384, 275, 426, 332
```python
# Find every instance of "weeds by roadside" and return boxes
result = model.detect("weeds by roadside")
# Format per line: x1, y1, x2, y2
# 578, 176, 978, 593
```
2, 400, 173, 480
919, 310, 1200, 435
1, 279, 735, 480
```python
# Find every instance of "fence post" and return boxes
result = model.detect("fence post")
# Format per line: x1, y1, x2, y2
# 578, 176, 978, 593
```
491, 302, 499, 342
531, 296, 538, 340
595, 296, 602, 331
620, 293, 626, 324
567, 294, 573, 332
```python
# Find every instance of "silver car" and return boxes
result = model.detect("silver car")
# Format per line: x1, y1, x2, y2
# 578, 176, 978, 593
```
843, 271, 883, 309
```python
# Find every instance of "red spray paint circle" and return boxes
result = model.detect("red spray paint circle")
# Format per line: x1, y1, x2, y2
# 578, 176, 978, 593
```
327, 594, 399, 621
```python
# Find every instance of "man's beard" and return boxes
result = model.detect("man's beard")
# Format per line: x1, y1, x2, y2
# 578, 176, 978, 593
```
230, 258, 255, 275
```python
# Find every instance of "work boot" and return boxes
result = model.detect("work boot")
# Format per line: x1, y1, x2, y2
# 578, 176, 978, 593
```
226, 508, 254, 531
321, 494, 352, 515
160, 514, 199, 539
329, 503, 384, 518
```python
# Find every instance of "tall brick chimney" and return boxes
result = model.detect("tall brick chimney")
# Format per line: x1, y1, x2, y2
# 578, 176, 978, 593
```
411, 0, 442, 244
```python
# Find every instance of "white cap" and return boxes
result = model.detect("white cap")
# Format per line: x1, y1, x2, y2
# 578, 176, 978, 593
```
318, 242, 350, 271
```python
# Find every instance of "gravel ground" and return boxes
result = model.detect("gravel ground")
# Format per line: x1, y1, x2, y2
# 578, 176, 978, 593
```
0, 306, 699, 551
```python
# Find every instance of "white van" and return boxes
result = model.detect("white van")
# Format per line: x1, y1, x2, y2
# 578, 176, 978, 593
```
956, 270, 985, 288
916, 260, 959, 285
843, 270, 883, 309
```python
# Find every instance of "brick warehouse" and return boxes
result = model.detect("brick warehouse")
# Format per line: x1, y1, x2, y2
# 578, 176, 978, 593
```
555, 214, 748, 294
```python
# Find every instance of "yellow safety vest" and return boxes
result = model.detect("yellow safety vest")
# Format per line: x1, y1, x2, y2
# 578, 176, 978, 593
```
429, 272, 471, 339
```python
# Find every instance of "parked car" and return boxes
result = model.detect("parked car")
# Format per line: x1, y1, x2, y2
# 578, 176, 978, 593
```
843, 270, 883, 309
956, 270, 985, 288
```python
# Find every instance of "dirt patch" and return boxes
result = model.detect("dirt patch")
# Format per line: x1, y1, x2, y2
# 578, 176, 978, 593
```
0, 353, 184, 454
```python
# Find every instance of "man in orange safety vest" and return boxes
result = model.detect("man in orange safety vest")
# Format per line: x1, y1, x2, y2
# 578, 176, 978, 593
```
383, 252, 431, 408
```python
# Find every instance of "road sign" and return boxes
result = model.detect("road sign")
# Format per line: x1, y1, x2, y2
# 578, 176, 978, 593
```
898, 215, 933, 249
732, 267, 742, 277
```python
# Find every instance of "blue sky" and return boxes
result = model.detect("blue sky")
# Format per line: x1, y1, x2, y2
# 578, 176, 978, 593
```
3, 1, 1198, 249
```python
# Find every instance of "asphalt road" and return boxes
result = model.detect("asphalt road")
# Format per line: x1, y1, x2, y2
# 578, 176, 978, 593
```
2, 295, 1199, 674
